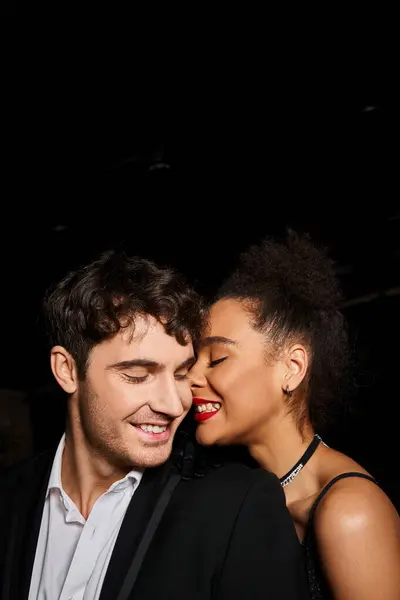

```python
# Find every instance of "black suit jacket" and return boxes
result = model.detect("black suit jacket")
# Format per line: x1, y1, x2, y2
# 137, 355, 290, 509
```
1, 446, 310, 600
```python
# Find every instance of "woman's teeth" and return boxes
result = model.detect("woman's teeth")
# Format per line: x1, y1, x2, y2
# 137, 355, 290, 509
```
195, 403, 221, 414
139, 424, 167, 433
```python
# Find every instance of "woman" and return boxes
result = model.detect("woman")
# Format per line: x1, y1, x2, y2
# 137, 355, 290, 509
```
189, 233, 400, 600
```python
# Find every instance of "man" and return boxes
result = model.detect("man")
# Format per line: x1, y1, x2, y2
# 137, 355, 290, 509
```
1, 251, 310, 600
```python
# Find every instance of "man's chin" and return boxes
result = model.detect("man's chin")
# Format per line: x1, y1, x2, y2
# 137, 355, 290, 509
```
129, 441, 174, 469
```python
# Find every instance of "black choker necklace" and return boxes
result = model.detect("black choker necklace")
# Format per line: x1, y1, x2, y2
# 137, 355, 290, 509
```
279, 434, 323, 488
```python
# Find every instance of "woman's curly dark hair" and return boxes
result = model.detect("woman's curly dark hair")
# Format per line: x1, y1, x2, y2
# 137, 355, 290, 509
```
216, 231, 350, 433
43, 250, 204, 378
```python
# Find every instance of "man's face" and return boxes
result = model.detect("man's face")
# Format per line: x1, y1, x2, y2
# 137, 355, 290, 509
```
74, 316, 195, 469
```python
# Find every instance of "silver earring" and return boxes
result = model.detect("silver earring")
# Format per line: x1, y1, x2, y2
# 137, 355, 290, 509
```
285, 385, 293, 398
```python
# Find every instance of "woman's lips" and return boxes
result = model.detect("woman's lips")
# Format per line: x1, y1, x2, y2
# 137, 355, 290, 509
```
194, 411, 219, 423
192, 397, 221, 423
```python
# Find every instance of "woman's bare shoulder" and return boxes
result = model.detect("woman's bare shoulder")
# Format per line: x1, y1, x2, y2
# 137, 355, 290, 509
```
312, 462, 400, 600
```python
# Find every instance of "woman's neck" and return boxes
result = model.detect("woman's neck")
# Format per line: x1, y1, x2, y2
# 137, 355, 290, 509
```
249, 417, 328, 507
249, 418, 315, 478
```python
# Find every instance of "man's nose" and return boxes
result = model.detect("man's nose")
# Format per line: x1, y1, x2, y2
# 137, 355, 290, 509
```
150, 377, 186, 418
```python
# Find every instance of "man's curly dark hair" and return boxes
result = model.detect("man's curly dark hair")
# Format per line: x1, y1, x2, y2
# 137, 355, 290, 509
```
216, 231, 350, 433
43, 250, 204, 379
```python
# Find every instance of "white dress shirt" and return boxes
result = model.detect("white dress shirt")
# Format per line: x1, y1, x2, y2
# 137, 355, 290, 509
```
28, 435, 143, 600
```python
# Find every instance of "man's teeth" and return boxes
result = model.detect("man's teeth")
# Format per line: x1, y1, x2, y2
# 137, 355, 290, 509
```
195, 402, 221, 413
139, 424, 167, 433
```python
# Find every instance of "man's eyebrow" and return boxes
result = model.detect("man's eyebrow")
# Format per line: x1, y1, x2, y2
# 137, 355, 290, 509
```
107, 359, 163, 371
196, 336, 237, 351
107, 357, 196, 371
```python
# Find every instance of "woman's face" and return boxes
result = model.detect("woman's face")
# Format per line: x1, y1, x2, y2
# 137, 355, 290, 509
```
190, 298, 289, 448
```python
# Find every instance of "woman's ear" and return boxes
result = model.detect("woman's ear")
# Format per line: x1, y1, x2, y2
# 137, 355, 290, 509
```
282, 344, 308, 393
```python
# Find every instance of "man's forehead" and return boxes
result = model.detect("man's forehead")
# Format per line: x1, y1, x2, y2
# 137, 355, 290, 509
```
120, 314, 161, 342
114, 316, 193, 357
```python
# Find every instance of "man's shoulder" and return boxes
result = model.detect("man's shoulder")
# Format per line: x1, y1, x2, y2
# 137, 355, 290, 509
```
0, 449, 54, 503
209, 460, 280, 490
181, 458, 283, 503
172, 434, 282, 502
169, 459, 288, 543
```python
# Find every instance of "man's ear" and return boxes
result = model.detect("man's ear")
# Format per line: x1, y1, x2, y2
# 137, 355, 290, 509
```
50, 346, 78, 394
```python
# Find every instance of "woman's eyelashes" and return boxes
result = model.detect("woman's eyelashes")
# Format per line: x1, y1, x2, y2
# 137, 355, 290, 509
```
208, 356, 228, 368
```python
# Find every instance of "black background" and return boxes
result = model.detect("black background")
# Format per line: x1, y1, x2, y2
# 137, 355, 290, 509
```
1, 32, 399, 505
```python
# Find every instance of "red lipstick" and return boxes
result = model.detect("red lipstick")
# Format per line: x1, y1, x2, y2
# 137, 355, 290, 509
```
192, 397, 221, 423
194, 411, 217, 423
192, 397, 209, 406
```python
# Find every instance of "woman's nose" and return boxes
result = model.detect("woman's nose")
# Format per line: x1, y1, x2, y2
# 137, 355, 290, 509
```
188, 363, 207, 390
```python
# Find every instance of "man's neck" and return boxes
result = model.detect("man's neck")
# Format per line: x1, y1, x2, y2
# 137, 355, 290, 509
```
61, 427, 131, 520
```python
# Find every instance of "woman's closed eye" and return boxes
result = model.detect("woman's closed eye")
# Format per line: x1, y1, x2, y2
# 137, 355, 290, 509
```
208, 356, 228, 368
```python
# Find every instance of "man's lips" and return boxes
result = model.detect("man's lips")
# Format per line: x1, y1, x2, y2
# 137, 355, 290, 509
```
130, 422, 170, 427
130, 422, 171, 442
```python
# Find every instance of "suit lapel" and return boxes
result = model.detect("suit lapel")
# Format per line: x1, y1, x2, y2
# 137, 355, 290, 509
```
99, 460, 172, 600
8, 449, 55, 600
7, 450, 173, 600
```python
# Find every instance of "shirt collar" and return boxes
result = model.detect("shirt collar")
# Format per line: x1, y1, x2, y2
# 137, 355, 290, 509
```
46, 433, 65, 496
46, 433, 143, 498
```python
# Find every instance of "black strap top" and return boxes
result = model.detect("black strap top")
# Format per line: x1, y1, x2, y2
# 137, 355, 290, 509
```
303, 472, 378, 600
